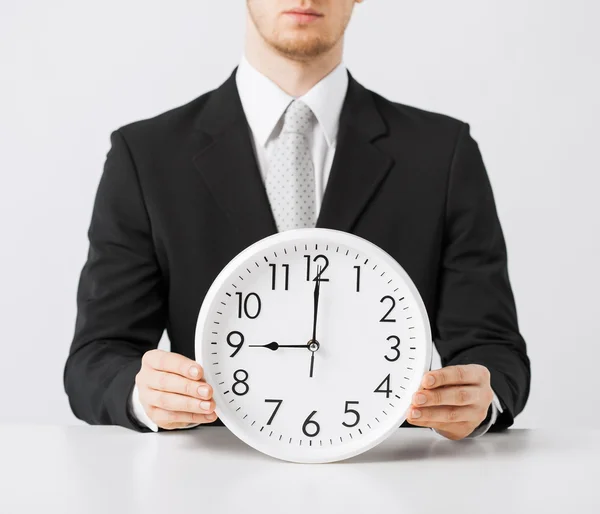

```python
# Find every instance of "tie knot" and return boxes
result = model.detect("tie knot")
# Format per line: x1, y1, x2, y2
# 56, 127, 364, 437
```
281, 100, 314, 135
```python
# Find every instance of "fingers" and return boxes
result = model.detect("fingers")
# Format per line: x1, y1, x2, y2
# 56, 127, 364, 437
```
412, 385, 485, 408
142, 349, 203, 380
421, 364, 490, 389
408, 365, 493, 439
429, 423, 475, 441
145, 389, 216, 415
165, 422, 199, 430
148, 407, 218, 426
407, 404, 483, 424
146, 371, 213, 400
136, 350, 217, 430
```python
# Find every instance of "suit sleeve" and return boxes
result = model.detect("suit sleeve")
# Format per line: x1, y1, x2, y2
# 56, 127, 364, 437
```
434, 123, 531, 430
64, 129, 165, 431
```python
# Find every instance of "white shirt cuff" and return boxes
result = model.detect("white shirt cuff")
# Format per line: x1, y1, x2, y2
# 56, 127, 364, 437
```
430, 391, 502, 440
129, 384, 159, 432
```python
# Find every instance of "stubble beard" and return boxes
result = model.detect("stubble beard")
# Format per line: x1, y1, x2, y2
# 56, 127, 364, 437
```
267, 30, 337, 61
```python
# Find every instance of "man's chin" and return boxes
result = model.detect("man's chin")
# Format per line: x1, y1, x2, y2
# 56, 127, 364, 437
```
270, 35, 334, 60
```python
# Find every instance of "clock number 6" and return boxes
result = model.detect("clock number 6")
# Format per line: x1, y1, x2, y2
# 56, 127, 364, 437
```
302, 410, 321, 437
342, 401, 361, 428
232, 369, 250, 396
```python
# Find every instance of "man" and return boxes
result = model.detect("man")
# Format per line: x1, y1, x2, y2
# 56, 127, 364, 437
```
65, 0, 530, 441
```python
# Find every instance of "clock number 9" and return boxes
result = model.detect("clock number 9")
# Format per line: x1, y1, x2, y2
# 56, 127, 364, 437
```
236, 292, 261, 319
232, 369, 250, 396
342, 401, 360, 428
304, 255, 330, 282
302, 410, 321, 437
385, 335, 401, 362
226, 331, 245, 357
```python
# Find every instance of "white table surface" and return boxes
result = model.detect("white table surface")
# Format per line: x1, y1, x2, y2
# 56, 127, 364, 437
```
0, 425, 598, 513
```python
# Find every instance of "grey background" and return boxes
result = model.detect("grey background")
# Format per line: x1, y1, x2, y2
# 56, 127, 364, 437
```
1, 0, 598, 428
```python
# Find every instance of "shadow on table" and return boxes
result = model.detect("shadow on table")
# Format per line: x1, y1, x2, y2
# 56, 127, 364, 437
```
344, 428, 536, 464
177, 426, 538, 465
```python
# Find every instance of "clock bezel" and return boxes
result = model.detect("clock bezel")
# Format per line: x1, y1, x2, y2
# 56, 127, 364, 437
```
195, 228, 433, 463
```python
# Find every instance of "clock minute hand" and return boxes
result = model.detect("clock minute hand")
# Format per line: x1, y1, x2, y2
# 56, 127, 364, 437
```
312, 266, 321, 343
310, 265, 322, 378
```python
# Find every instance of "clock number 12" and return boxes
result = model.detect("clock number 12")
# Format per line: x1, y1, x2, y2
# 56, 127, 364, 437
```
304, 255, 330, 282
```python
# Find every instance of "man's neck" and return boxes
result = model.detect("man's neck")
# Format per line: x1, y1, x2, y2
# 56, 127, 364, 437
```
244, 17, 344, 98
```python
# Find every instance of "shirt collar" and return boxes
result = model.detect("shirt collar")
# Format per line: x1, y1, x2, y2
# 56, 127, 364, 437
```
236, 55, 348, 148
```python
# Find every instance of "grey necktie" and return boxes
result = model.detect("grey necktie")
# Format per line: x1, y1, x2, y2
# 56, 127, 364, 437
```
265, 100, 316, 232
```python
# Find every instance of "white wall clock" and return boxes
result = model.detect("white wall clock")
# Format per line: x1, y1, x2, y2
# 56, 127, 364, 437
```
195, 228, 432, 463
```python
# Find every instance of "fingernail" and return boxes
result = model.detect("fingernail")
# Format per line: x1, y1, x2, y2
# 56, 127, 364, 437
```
189, 367, 199, 378
198, 386, 209, 398
200, 401, 212, 411
425, 375, 435, 387
411, 409, 421, 418
207, 413, 217, 421
414, 393, 427, 405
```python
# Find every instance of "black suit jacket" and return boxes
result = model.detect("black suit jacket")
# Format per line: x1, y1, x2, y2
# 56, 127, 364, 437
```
64, 69, 530, 432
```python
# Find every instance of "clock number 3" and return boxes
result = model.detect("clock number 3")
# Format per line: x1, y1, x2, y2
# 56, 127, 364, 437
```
385, 335, 401, 362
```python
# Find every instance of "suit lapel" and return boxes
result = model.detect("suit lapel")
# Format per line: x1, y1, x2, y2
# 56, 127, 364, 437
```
191, 69, 393, 242
191, 69, 278, 247
317, 73, 393, 232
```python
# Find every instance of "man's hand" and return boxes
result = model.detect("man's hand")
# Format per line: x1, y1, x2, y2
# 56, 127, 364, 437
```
406, 364, 493, 440
135, 349, 218, 430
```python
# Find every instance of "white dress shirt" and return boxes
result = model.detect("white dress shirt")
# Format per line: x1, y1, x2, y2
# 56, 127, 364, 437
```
130, 55, 502, 438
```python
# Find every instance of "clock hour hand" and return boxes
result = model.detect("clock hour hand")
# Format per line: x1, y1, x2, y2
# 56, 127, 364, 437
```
249, 342, 309, 351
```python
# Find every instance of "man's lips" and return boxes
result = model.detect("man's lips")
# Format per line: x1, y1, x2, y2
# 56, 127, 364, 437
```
283, 9, 324, 23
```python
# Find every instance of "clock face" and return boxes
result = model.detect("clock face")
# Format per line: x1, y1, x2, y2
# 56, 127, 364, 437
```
195, 228, 432, 463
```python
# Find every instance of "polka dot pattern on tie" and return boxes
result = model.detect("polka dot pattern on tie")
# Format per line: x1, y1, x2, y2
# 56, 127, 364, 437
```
265, 100, 317, 232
